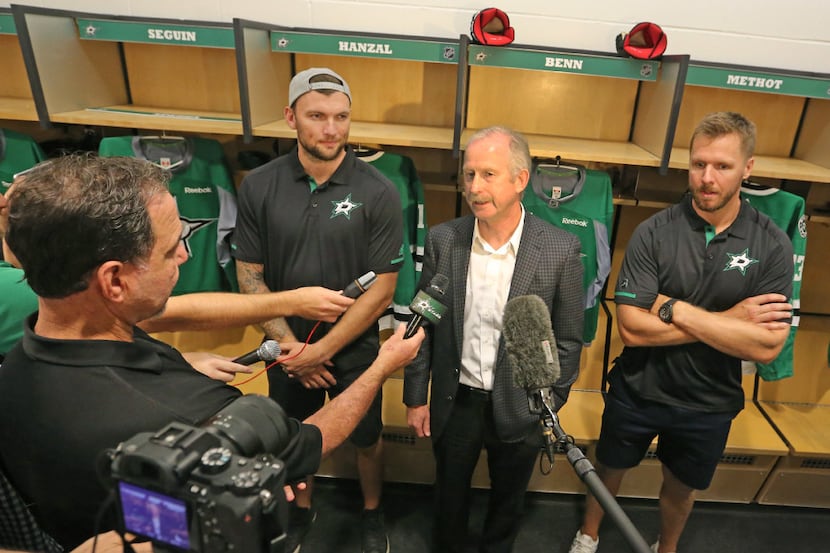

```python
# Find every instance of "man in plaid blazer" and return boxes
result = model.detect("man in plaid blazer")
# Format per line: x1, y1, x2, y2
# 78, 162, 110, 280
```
404, 126, 584, 553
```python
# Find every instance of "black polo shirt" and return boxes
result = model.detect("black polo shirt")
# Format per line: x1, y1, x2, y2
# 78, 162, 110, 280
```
613, 194, 793, 412
0, 316, 322, 549
232, 146, 403, 367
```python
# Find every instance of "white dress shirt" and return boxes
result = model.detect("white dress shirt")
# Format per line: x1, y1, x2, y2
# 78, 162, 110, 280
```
460, 208, 525, 390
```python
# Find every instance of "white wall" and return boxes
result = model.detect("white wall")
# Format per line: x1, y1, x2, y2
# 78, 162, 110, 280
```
3, 0, 829, 73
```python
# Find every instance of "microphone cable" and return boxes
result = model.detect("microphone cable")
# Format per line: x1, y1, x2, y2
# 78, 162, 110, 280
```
232, 320, 322, 387
233, 271, 377, 387
537, 424, 578, 476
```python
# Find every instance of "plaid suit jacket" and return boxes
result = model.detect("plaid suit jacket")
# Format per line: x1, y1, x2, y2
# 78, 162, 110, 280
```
1, 468, 62, 552
403, 213, 584, 443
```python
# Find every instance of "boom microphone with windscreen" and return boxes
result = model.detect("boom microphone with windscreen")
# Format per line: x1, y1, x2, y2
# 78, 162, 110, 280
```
232, 340, 281, 366
503, 298, 653, 553
502, 295, 561, 464
404, 273, 450, 338
503, 295, 561, 393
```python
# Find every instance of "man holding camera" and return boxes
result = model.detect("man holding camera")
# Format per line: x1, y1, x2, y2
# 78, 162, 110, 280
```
0, 154, 424, 550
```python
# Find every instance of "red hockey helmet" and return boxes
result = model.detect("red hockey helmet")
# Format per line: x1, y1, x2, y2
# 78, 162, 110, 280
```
616, 22, 667, 60
470, 8, 515, 46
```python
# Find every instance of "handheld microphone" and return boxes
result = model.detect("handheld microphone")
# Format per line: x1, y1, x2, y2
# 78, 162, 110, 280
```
232, 340, 281, 366
404, 273, 450, 338
502, 295, 561, 464
343, 271, 377, 299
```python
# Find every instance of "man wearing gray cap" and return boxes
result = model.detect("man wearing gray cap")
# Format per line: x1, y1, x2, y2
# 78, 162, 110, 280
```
233, 67, 404, 553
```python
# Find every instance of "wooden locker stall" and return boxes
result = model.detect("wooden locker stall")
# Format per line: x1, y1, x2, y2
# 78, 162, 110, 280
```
664, 60, 830, 507
234, 19, 463, 223
12, 5, 243, 135
0, 8, 37, 122
456, 39, 687, 171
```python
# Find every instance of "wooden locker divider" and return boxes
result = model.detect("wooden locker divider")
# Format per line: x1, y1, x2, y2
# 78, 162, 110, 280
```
12, 5, 242, 135
0, 8, 38, 121
795, 98, 830, 167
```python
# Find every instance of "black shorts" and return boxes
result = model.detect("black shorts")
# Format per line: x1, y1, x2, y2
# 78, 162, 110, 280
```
267, 360, 383, 449
595, 375, 739, 490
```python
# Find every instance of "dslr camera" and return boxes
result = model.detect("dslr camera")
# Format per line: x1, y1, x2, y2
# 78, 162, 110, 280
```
108, 395, 292, 553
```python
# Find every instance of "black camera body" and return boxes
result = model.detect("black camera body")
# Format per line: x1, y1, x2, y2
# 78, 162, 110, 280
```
109, 395, 292, 553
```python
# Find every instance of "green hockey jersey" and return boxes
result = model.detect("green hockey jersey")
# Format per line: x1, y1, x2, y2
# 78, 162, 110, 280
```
0, 128, 46, 194
740, 184, 807, 381
355, 149, 426, 331
98, 136, 238, 294
523, 162, 614, 344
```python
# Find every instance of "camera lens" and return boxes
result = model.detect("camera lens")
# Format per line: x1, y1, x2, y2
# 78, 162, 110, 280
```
207, 395, 292, 457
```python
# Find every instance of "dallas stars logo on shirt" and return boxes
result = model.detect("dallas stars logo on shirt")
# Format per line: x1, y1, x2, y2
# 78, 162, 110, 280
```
180, 215, 215, 258
330, 193, 363, 220
723, 248, 759, 275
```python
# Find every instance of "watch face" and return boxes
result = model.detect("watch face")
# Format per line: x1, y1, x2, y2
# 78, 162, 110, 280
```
659, 302, 672, 323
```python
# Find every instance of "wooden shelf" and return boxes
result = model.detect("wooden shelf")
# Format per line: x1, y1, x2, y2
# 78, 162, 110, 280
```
50, 105, 242, 135
669, 147, 830, 184
255, 119, 455, 150
525, 134, 661, 167
0, 97, 38, 121
459, 129, 661, 167
13, 6, 242, 133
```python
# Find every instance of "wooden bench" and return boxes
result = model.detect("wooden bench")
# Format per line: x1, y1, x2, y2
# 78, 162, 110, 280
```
357, 386, 789, 502
523, 390, 788, 501
756, 402, 830, 507
149, 328, 791, 503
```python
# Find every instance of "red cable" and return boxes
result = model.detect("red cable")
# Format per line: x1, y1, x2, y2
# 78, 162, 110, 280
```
233, 320, 322, 387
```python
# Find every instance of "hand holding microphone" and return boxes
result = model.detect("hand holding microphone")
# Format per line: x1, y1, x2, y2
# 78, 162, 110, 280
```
274, 271, 378, 385
186, 341, 280, 384
405, 273, 450, 338
232, 271, 377, 388
343, 270, 377, 299
232, 340, 282, 365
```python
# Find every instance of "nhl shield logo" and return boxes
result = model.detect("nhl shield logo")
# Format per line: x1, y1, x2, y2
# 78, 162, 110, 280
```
443, 46, 457, 61
640, 64, 653, 78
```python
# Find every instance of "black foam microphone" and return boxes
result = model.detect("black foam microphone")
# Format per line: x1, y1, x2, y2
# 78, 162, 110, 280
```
343, 271, 377, 299
502, 295, 561, 464
404, 273, 450, 338
232, 340, 281, 365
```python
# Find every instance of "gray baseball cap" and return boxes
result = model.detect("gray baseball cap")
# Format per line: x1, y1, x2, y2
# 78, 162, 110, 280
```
288, 67, 352, 106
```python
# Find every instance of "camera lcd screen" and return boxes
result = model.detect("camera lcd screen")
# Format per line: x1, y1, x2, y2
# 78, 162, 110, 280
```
118, 481, 191, 550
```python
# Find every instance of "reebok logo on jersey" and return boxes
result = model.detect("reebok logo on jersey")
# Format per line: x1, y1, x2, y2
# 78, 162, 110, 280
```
562, 217, 588, 227
330, 193, 363, 220
184, 187, 212, 194
723, 248, 759, 276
